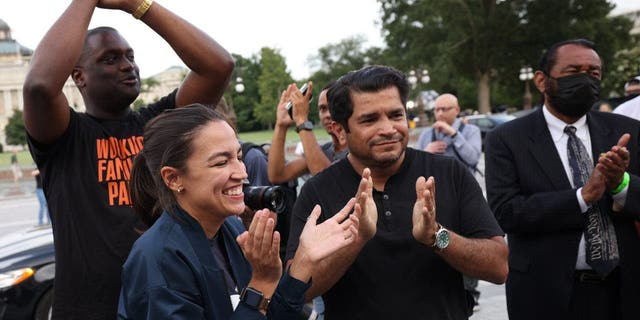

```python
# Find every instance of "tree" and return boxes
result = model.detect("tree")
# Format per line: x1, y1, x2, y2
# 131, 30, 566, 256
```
5, 110, 26, 146
141, 78, 159, 93
604, 46, 640, 96
378, 0, 635, 112
227, 53, 263, 132
254, 48, 294, 129
308, 35, 386, 89
305, 36, 387, 123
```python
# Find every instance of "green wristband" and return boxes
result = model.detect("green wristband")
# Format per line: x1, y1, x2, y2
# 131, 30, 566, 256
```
612, 172, 630, 195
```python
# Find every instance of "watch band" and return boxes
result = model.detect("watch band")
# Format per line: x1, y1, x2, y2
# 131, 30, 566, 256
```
295, 121, 313, 133
432, 223, 450, 250
240, 287, 271, 311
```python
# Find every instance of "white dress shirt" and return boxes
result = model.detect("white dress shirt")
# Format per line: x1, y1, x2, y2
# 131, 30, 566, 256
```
542, 106, 627, 270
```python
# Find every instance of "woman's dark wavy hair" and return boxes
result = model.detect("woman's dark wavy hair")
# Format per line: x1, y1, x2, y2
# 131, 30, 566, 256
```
327, 65, 409, 133
130, 104, 228, 227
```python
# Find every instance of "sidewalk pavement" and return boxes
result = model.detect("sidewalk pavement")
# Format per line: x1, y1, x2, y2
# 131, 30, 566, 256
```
0, 178, 36, 201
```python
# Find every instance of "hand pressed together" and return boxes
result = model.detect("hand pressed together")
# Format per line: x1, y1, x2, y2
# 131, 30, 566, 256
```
412, 176, 439, 246
236, 209, 282, 297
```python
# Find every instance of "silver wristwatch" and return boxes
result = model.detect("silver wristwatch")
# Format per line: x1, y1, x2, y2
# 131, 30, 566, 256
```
432, 224, 450, 250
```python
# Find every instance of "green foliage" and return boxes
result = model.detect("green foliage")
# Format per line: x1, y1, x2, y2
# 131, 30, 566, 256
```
228, 53, 263, 132
238, 127, 330, 145
605, 46, 640, 96
308, 36, 382, 87
141, 78, 159, 93
378, 0, 636, 111
305, 36, 388, 123
254, 48, 294, 129
132, 99, 146, 111
0, 150, 34, 166
5, 110, 26, 146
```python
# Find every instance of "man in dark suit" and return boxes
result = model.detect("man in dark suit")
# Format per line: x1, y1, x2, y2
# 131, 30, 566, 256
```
485, 39, 640, 320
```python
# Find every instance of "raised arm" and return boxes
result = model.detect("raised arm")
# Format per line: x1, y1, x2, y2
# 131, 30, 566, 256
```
133, 0, 233, 107
289, 82, 332, 175
268, 87, 309, 184
22, 0, 98, 143
23, 0, 234, 145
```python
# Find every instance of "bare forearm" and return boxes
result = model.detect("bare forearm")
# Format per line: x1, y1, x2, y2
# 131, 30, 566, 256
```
298, 131, 331, 175
141, 2, 233, 105
437, 234, 508, 284
25, 0, 96, 95
303, 239, 366, 300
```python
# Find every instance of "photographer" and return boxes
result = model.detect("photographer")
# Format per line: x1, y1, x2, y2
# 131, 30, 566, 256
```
119, 104, 360, 319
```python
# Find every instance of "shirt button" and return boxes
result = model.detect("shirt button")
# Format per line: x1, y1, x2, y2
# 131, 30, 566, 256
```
383, 194, 389, 200
384, 211, 392, 217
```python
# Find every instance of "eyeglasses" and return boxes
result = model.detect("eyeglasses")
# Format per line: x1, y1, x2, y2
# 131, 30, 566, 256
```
434, 106, 457, 113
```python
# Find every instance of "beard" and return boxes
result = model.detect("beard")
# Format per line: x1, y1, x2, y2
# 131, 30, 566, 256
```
349, 134, 407, 168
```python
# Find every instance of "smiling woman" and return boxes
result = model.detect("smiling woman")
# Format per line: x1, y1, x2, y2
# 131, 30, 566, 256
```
119, 104, 361, 319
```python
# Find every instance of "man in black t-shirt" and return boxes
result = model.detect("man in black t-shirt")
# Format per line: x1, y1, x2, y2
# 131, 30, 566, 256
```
285, 66, 508, 319
22, 1, 233, 319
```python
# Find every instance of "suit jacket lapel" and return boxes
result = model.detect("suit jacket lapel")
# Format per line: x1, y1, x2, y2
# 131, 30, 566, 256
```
221, 220, 252, 288
175, 208, 234, 318
528, 109, 572, 190
586, 112, 617, 215
586, 112, 613, 163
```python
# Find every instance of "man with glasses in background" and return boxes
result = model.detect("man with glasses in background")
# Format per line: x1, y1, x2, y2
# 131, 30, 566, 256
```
416, 93, 482, 174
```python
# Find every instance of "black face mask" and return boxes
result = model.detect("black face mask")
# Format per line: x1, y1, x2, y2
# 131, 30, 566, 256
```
546, 73, 601, 118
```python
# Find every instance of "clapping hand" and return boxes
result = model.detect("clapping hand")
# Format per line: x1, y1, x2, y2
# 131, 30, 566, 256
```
289, 82, 313, 124
597, 133, 630, 190
275, 89, 295, 128
356, 168, 377, 241
296, 200, 359, 261
412, 176, 439, 246
289, 200, 360, 282
236, 209, 282, 295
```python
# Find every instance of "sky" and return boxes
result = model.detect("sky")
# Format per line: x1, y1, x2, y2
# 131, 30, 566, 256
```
2, 0, 638, 79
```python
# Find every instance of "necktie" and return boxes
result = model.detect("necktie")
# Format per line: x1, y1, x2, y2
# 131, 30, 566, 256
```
565, 125, 619, 276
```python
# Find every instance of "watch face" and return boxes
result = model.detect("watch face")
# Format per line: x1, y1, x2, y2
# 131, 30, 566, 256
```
435, 229, 450, 249
241, 287, 264, 308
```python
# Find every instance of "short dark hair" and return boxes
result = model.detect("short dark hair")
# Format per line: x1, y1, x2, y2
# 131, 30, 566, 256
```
321, 80, 337, 92
77, 27, 121, 66
327, 65, 409, 132
538, 39, 597, 75
130, 104, 228, 227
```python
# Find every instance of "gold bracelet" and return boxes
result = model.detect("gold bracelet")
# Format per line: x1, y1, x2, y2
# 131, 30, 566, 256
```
132, 0, 153, 20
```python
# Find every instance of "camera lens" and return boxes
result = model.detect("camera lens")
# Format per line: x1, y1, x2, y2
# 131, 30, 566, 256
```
243, 185, 286, 214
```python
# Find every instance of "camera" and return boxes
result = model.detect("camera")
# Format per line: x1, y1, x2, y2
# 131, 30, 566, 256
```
243, 185, 286, 214
285, 83, 313, 119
